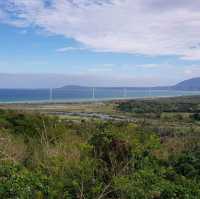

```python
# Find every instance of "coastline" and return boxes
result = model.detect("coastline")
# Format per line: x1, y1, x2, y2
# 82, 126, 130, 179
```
0, 92, 200, 105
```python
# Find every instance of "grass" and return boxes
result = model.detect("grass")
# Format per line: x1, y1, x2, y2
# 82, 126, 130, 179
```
0, 101, 117, 114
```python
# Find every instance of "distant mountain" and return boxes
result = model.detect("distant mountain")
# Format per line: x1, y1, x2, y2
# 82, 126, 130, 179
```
172, 77, 200, 91
57, 77, 200, 91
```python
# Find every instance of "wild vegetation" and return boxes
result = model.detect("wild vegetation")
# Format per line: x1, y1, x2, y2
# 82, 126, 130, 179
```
117, 96, 200, 114
0, 96, 200, 198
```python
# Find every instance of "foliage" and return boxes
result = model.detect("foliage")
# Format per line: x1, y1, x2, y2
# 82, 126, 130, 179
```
0, 107, 200, 198
117, 96, 200, 113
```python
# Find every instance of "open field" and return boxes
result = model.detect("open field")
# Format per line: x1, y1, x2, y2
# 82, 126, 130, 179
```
0, 95, 199, 121
0, 101, 117, 114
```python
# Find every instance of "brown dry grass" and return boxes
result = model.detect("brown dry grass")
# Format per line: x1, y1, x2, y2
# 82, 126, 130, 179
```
0, 130, 27, 163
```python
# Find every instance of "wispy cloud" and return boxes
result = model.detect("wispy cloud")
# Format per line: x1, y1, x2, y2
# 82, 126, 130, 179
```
2, 0, 200, 60
56, 46, 88, 52
183, 65, 200, 77
0, 73, 176, 88
86, 63, 114, 74
137, 64, 160, 69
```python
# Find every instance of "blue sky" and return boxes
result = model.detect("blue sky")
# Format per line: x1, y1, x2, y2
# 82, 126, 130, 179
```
0, 0, 200, 87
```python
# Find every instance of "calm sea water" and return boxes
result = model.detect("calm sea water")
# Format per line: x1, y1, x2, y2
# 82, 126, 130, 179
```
0, 88, 199, 103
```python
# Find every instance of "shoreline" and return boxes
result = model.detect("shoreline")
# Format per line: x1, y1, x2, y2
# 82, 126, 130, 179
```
0, 93, 200, 105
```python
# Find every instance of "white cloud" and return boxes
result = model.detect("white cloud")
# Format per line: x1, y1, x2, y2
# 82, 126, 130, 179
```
56, 46, 88, 52
0, 73, 171, 88
137, 64, 160, 69
2, 0, 200, 59
87, 67, 113, 73
86, 63, 115, 73
184, 69, 193, 75
183, 66, 200, 77
0, 9, 6, 20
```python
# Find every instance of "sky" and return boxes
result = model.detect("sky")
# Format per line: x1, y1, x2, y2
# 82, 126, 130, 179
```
0, 0, 200, 88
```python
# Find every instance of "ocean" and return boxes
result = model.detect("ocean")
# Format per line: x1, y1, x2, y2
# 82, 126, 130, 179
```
0, 88, 199, 103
